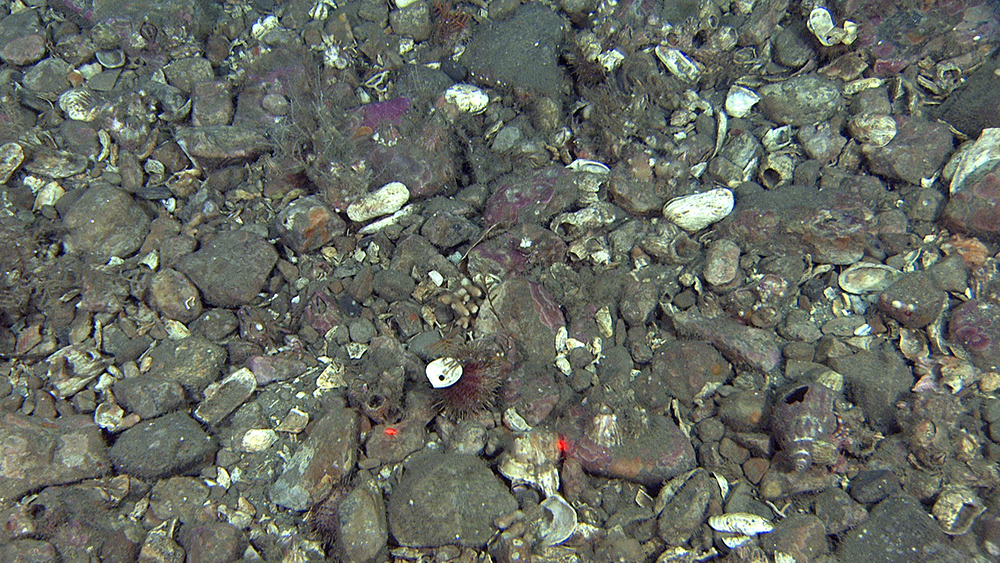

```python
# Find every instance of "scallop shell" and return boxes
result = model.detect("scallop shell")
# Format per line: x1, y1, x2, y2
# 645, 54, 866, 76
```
426, 357, 462, 388
663, 187, 734, 232
95, 49, 125, 68
540, 494, 577, 546
59, 88, 103, 122
445, 83, 489, 114
347, 181, 410, 222
848, 113, 897, 148
772, 383, 839, 471
838, 262, 903, 294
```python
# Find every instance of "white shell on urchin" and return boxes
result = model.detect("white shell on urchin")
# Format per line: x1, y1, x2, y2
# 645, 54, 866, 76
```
426, 357, 463, 388
445, 83, 490, 114
663, 187, 734, 232
347, 181, 410, 222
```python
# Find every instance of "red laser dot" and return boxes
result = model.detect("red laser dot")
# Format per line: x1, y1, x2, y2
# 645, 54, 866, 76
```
384, 427, 398, 436
556, 437, 568, 454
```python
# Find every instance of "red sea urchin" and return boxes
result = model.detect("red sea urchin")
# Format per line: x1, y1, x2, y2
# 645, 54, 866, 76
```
427, 335, 516, 418
306, 488, 345, 550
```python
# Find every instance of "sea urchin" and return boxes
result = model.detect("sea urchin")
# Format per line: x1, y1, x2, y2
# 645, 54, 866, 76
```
426, 336, 515, 418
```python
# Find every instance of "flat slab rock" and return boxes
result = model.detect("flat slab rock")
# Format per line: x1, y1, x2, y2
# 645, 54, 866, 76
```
269, 406, 359, 511
837, 495, 964, 563
177, 230, 278, 307
388, 450, 518, 548
109, 411, 216, 480
0, 413, 109, 504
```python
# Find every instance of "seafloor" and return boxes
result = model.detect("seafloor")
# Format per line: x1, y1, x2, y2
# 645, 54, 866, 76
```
2, 0, 1000, 561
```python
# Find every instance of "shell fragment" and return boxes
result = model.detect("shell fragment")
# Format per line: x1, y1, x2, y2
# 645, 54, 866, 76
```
725, 86, 760, 118
655, 45, 702, 83
807, 7, 858, 47
347, 182, 410, 222
445, 83, 489, 114
709, 513, 774, 536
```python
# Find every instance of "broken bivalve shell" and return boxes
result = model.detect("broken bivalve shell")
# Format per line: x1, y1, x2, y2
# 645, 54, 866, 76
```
725, 86, 760, 118
445, 83, 489, 114
948, 128, 1000, 195
566, 158, 610, 174
426, 357, 463, 388
655, 45, 702, 83
807, 7, 858, 47
663, 187, 734, 231
0, 142, 25, 184
497, 428, 561, 497
933, 485, 985, 535
347, 181, 410, 222
540, 494, 577, 546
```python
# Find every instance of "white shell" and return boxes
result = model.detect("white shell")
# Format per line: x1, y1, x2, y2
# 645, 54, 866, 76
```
357, 203, 416, 234
426, 357, 463, 388
725, 86, 760, 118
708, 513, 774, 536
241, 429, 278, 452
663, 187, 734, 231
347, 181, 410, 222
94, 401, 125, 431
566, 159, 610, 174
654, 45, 702, 83
540, 494, 577, 546
445, 83, 489, 114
